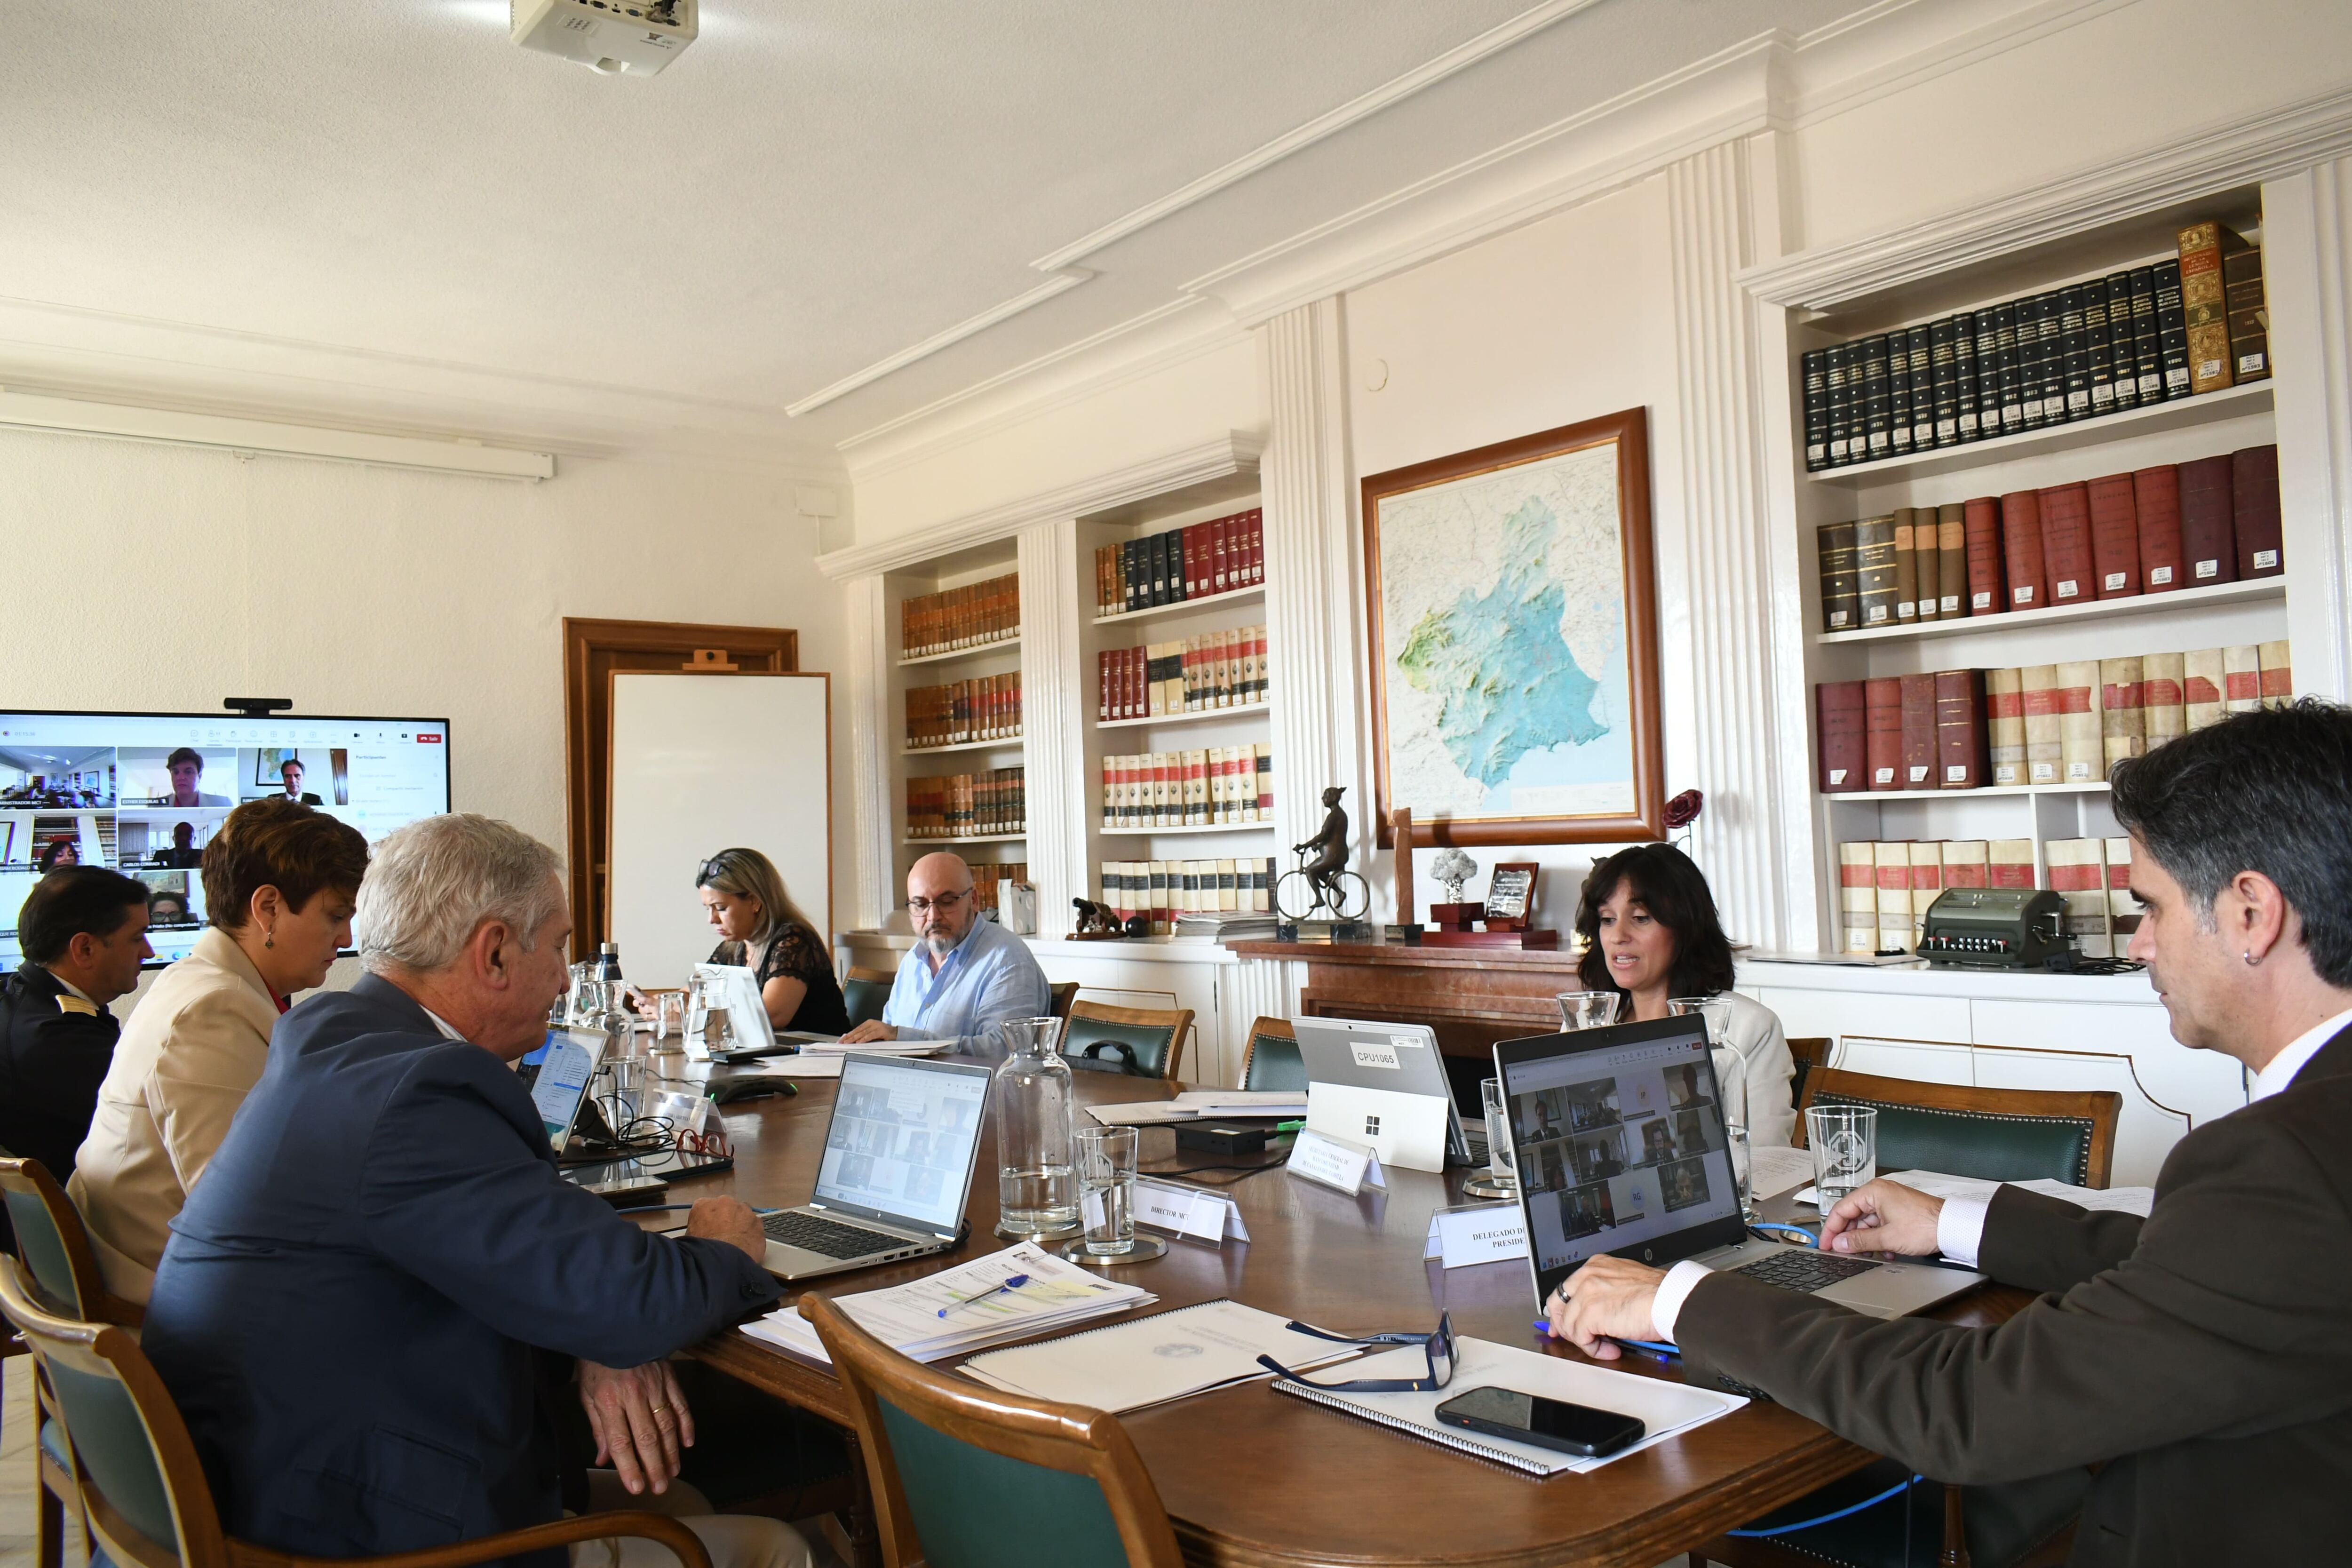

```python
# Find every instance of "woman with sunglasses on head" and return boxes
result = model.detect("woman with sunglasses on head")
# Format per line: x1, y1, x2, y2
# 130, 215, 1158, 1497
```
1573, 843, 1796, 1148
696, 847, 849, 1035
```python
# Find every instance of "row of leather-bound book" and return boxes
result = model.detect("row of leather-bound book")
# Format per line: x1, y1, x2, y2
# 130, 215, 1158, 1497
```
1839, 837, 2137, 957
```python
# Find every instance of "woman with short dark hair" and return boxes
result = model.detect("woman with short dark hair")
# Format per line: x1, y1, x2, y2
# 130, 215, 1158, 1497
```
71, 797, 371, 1303
1573, 843, 1796, 1146
696, 847, 849, 1035
37, 836, 79, 871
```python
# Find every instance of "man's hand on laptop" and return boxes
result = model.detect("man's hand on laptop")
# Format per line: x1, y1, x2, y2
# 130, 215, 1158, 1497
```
840, 1019, 899, 1044
1543, 1257, 1666, 1360
1818, 1178, 1945, 1256
579, 1359, 693, 1495
686, 1196, 767, 1263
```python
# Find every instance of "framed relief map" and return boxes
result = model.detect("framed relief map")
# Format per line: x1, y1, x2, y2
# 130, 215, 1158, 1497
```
1363, 407, 1663, 847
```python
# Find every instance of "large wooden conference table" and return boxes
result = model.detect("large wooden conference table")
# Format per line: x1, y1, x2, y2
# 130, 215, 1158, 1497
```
630, 1064, 2026, 1568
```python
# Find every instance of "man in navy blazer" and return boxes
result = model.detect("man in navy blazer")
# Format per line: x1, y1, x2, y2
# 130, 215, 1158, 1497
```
143, 815, 803, 1568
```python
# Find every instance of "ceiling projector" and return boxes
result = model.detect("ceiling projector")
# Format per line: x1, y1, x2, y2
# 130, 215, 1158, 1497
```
512, 0, 696, 76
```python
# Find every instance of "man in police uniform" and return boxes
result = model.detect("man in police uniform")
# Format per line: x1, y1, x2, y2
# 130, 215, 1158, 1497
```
0, 867, 153, 1242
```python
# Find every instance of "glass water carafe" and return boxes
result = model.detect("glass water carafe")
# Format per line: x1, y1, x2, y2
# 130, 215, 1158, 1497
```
993, 1016, 1078, 1235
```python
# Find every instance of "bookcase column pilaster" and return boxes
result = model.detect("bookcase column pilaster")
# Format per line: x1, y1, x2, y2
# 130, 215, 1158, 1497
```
1667, 137, 1799, 951
1017, 520, 1086, 936
2264, 159, 2352, 702
843, 573, 895, 932
1259, 297, 1372, 899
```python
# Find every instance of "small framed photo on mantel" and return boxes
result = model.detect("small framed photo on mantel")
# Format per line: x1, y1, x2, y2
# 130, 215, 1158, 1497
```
1483, 863, 1539, 931
1362, 406, 1666, 848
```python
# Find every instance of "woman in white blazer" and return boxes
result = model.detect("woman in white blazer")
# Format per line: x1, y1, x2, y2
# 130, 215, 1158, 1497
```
1571, 844, 1797, 1149
70, 798, 370, 1303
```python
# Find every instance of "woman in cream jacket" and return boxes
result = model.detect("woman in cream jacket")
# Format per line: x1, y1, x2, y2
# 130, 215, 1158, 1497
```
71, 799, 369, 1303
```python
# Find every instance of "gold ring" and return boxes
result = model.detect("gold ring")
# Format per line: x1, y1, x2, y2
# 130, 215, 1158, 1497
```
650, 1405, 669, 1416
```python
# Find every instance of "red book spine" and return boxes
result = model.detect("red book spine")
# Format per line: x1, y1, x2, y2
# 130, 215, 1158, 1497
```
1097, 651, 1110, 723
1963, 497, 2003, 615
2132, 464, 2185, 592
1934, 669, 1989, 788
2232, 444, 2282, 578
1212, 517, 1230, 593
1816, 681, 1866, 792
1248, 508, 1265, 584
1899, 674, 1938, 789
1181, 525, 1200, 597
1865, 677, 1904, 792
2177, 454, 2237, 585
1999, 491, 2049, 610
2086, 474, 2141, 598
2037, 482, 2095, 605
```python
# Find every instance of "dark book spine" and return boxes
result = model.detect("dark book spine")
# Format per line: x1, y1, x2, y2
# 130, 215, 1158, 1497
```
1816, 680, 1867, 792
1930, 317, 1959, 447
1825, 343, 1852, 466
1892, 508, 1920, 623
2060, 283, 2091, 422
2129, 265, 2162, 401
2039, 481, 2095, 604
2225, 248, 2270, 383
2084, 277, 2117, 416
2177, 454, 2237, 584
1865, 677, 1904, 791
1855, 514, 1900, 628
2035, 289, 2067, 425
1817, 520, 1860, 632
1802, 348, 1828, 471
2101, 272, 2138, 410
1908, 327, 1937, 452
1963, 496, 2004, 614
2232, 443, 2283, 578
1888, 330, 1916, 455
1993, 301, 2024, 433
2087, 473, 2141, 598
2000, 489, 2050, 609
2154, 259, 2191, 399
1899, 673, 1939, 789
1935, 669, 1990, 789
1862, 335, 1893, 460
1936, 505, 1968, 618
2133, 464, 2185, 591
1952, 310, 1981, 442
2014, 295, 2046, 427
1123, 539, 1143, 613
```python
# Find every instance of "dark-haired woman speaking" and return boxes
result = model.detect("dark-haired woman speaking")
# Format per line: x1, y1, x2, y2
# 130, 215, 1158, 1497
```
1573, 844, 1796, 1146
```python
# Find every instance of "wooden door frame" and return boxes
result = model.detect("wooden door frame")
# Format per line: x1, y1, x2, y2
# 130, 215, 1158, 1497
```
562, 617, 798, 954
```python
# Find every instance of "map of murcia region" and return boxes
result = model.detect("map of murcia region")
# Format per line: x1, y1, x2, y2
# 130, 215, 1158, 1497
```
1376, 444, 1635, 822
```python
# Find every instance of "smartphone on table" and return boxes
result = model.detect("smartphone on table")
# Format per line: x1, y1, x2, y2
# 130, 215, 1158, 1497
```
1434, 1385, 1645, 1458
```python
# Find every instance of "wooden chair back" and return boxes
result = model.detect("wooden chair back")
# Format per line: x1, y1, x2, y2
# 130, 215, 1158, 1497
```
1239, 1017, 1305, 1092
0, 1157, 141, 1327
1796, 1067, 2121, 1188
1785, 1036, 1833, 1111
1049, 981, 1080, 1021
1062, 1002, 1194, 1082
803, 1293, 1182, 1568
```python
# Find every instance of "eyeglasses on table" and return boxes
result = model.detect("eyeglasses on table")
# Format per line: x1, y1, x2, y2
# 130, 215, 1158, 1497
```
1255, 1310, 1456, 1392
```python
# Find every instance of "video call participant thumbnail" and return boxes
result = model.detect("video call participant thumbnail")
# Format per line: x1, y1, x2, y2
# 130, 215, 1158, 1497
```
160, 747, 231, 808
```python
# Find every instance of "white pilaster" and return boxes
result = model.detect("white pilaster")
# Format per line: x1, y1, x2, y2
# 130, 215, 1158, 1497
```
1666, 139, 1791, 951
1017, 521, 1086, 935
1223, 956, 1301, 1055
2264, 160, 2352, 702
843, 574, 894, 931
1259, 298, 1371, 898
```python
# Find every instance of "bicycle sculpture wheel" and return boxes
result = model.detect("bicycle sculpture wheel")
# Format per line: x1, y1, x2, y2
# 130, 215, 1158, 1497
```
1275, 864, 1371, 923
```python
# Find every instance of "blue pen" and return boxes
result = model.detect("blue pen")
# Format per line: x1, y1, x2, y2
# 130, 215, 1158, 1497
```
1531, 1321, 1680, 1359
937, 1273, 1033, 1319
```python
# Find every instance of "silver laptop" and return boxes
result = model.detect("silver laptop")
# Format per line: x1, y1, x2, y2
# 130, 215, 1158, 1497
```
759, 1052, 993, 1281
1494, 1018, 1984, 1320
527, 1029, 606, 1154
1290, 1016, 1473, 1166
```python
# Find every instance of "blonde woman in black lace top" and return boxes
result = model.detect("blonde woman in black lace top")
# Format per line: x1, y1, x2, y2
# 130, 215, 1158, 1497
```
695, 847, 850, 1035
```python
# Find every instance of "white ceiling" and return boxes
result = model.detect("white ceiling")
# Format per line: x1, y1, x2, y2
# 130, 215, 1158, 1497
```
0, 0, 1864, 470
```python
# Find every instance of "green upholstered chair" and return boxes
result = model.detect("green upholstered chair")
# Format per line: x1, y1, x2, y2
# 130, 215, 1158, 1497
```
0, 1255, 715, 1568
1048, 982, 1080, 1021
1061, 1003, 1194, 1082
1239, 1017, 1306, 1092
844, 966, 896, 1030
1796, 1067, 2121, 1188
803, 1292, 1183, 1568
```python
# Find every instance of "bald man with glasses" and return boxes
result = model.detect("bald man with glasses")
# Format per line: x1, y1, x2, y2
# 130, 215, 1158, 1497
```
840, 852, 1052, 1058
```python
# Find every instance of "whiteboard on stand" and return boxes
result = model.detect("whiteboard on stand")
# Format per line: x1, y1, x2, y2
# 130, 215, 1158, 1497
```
607, 671, 832, 991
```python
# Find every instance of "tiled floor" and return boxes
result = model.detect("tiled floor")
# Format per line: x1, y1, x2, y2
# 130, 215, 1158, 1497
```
3, 1355, 89, 1568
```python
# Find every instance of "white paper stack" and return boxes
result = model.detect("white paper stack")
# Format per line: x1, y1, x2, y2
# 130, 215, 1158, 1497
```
1174, 913, 1279, 941
1087, 1089, 1307, 1126
963, 1299, 1360, 1412
792, 1039, 947, 1057
740, 1242, 1156, 1365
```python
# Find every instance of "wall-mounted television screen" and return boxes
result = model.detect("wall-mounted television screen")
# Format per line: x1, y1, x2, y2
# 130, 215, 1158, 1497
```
0, 709, 451, 971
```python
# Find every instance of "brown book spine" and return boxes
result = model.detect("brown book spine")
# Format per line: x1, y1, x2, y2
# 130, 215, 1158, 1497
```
2178, 455, 2237, 585
1936, 506, 1968, 619
1963, 498, 2004, 615
1865, 677, 1903, 791
1816, 681, 1867, 792
2178, 221, 2238, 394
1856, 516, 1900, 628
1914, 515, 1940, 622
1934, 669, 1989, 788
2086, 473, 2141, 598
2037, 482, 2095, 605
1899, 673, 1938, 788
2232, 444, 2283, 578
2132, 464, 2185, 591
1892, 509, 1920, 623
1999, 491, 2050, 610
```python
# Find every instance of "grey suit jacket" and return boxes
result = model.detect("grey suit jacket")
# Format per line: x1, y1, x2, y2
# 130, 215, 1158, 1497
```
1677, 1026, 2352, 1568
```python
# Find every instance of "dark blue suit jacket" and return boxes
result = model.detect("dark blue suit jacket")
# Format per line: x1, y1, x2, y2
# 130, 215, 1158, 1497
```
143, 975, 781, 1561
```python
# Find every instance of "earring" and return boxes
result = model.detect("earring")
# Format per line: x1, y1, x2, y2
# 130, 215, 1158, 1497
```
265, 929, 276, 950
2243, 949, 2261, 966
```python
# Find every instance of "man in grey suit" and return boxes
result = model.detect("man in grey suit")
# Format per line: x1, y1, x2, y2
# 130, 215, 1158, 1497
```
1550, 700, 2352, 1567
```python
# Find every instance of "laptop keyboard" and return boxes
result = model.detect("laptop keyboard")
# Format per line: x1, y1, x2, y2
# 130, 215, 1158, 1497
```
1731, 1248, 1883, 1293
762, 1210, 902, 1260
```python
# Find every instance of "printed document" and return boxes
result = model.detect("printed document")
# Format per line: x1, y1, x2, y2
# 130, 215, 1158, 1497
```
962, 1299, 1359, 1412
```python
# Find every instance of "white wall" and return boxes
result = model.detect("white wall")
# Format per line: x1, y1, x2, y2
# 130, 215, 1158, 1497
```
0, 425, 850, 989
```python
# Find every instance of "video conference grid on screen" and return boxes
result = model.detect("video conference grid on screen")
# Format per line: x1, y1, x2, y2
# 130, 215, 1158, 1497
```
817, 1060, 988, 1232
0, 710, 451, 971
1504, 1028, 1740, 1274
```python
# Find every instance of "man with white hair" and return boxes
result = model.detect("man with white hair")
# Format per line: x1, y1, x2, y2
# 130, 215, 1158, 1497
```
143, 814, 806, 1568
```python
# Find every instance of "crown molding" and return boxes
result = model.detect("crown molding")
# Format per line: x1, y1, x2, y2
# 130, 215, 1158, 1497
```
816, 430, 1262, 580
783, 269, 1095, 418
1739, 81, 2352, 310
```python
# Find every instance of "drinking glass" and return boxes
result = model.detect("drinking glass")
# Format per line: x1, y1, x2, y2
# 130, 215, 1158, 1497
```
1479, 1078, 1518, 1194
1805, 1105, 1879, 1208
1556, 991, 1623, 1031
1669, 995, 1753, 1221
1076, 1125, 1139, 1257
653, 991, 688, 1042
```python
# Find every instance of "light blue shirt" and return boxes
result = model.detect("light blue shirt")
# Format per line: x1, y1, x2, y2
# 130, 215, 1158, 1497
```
881, 915, 1054, 1058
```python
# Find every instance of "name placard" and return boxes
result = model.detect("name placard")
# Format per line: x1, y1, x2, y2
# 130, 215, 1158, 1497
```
1287, 1127, 1387, 1196
1422, 1202, 1529, 1269
1132, 1178, 1252, 1244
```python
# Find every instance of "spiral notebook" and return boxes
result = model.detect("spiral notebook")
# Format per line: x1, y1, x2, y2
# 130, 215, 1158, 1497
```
961, 1298, 1360, 1413
1271, 1335, 1747, 1478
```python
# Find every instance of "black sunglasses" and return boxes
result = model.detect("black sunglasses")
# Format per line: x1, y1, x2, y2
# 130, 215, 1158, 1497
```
1255, 1311, 1456, 1393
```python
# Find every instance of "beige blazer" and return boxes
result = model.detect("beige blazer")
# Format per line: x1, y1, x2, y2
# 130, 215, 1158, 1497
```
69, 926, 277, 1304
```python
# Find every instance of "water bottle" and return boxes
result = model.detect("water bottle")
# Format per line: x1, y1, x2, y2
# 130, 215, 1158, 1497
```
993, 1017, 1078, 1235
595, 941, 623, 984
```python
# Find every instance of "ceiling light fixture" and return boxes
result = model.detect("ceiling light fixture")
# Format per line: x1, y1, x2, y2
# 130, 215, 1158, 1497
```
511, 0, 697, 76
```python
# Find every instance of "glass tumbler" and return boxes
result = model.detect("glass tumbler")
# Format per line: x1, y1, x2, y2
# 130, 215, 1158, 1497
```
1556, 991, 1624, 1031
654, 991, 688, 1042
1076, 1124, 1140, 1256
1479, 1078, 1518, 1194
1806, 1104, 1879, 1208
1669, 995, 1751, 1220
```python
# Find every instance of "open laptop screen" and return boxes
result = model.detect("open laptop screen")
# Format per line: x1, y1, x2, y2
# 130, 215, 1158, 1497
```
1497, 1018, 1743, 1290
530, 1030, 604, 1152
817, 1055, 990, 1232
